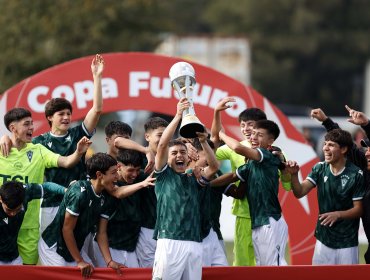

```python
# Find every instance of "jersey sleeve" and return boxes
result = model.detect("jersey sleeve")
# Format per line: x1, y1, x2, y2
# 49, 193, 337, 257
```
236, 163, 249, 182
352, 170, 365, 201
65, 186, 82, 216
306, 162, 323, 187
42, 182, 66, 197
37, 144, 59, 168
215, 145, 233, 160
24, 183, 43, 203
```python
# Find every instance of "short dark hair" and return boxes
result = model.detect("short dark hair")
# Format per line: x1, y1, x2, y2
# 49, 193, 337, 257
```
44, 98, 73, 127
144, 117, 169, 132
0, 181, 25, 209
169, 139, 187, 150
104, 121, 132, 138
86, 153, 117, 179
238, 108, 267, 123
4, 108, 32, 131
325, 129, 353, 154
117, 149, 143, 168
254, 120, 280, 140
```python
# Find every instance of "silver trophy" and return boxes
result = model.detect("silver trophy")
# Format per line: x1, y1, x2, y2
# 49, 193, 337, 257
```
169, 62, 205, 138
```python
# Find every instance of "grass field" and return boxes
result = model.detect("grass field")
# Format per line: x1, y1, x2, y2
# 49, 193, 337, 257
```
224, 241, 368, 265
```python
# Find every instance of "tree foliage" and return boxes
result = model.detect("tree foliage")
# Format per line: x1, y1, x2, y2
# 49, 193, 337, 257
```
1, 0, 370, 115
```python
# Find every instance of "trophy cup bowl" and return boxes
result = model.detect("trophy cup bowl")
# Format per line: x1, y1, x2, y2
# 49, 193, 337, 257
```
169, 62, 205, 138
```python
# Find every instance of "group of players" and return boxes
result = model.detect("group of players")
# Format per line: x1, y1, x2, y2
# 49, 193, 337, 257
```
0, 54, 369, 280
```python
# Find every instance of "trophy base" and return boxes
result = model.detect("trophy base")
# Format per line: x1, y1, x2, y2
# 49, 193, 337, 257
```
179, 122, 205, 138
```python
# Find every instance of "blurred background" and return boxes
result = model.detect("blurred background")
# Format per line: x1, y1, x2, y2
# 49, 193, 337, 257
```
1, 0, 370, 263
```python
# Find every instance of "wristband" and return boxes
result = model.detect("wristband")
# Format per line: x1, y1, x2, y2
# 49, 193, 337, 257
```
107, 259, 113, 267
224, 183, 234, 195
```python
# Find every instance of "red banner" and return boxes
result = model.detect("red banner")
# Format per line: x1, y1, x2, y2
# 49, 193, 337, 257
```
0, 52, 319, 264
1, 265, 370, 280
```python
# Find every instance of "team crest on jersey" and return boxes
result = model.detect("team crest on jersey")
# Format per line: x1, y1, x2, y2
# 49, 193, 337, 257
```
340, 175, 350, 189
3, 217, 8, 224
26, 151, 33, 162
324, 176, 328, 183
81, 186, 86, 192
47, 142, 52, 148
66, 135, 71, 142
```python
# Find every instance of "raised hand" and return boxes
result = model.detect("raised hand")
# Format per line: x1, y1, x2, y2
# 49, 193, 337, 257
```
215, 97, 236, 112
196, 131, 209, 143
310, 108, 328, 122
176, 97, 190, 116
345, 105, 369, 126
142, 173, 156, 188
284, 160, 300, 175
91, 54, 105, 78
77, 136, 92, 155
144, 148, 155, 174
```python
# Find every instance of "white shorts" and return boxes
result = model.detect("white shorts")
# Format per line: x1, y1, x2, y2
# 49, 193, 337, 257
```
40, 206, 59, 233
136, 227, 157, 268
80, 232, 98, 266
0, 255, 22, 265
252, 216, 288, 266
93, 240, 139, 268
153, 238, 202, 280
38, 237, 76, 266
312, 239, 359, 265
202, 228, 228, 266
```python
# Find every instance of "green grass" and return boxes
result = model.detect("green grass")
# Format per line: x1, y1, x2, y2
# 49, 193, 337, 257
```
224, 241, 368, 265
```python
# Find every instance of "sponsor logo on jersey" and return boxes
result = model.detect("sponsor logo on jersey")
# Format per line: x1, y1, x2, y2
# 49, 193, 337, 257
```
3, 217, 8, 224
341, 175, 350, 189
0, 174, 29, 184
26, 151, 33, 162
324, 176, 328, 183
14, 162, 23, 169
47, 142, 52, 148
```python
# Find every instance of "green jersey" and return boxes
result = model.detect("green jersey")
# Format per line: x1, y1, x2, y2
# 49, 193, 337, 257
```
236, 148, 281, 229
33, 123, 92, 207
211, 171, 224, 240
0, 143, 59, 229
101, 180, 142, 252
307, 161, 365, 249
42, 180, 104, 262
0, 182, 65, 262
154, 165, 203, 242
199, 184, 212, 239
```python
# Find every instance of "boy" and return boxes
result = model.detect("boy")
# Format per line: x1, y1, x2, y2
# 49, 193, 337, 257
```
0, 181, 65, 265
95, 149, 156, 268
114, 116, 169, 267
211, 97, 291, 266
0, 107, 91, 264
39, 153, 118, 278
285, 129, 365, 264
152, 98, 219, 280
216, 120, 288, 266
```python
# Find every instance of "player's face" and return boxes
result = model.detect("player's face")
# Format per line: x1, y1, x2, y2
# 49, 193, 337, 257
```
101, 165, 119, 191
240, 120, 255, 141
250, 127, 274, 149
365, 148, 370, 171
10, 117, 34, 143
117, 164, 141, 184
48, 109, 72, 133
145, 127, 166, 154
0, 200, 23, 217
322, 140, 346, 164
168, 144, 190, 173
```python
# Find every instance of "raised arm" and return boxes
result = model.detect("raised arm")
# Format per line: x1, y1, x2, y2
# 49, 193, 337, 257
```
311, 108, 340, 132
57, 136, 92, 168
83, 54, 104, 134
210, 97, 235, 147
108, 175, 156, 199
345, 105, 370, 139
197, 131, 219, 180
114, 137, 155, 173
155, 98, 190, 170
285, 160, 315, 198
219, 131, 260, 161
